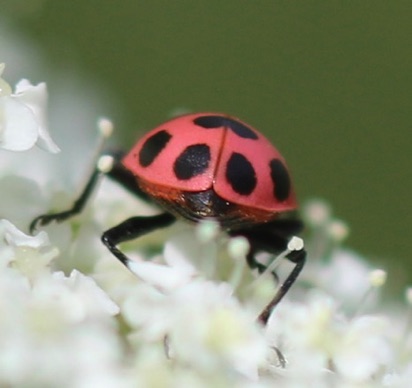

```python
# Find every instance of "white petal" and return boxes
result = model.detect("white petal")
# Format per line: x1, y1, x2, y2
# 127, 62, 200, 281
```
163, 236, 198, 274
14, 80, 60, 153
0, 218, 50, 248
334, 316, 392, 382
127, 259, 194, 291
66, 270, 120, 316
0, 97, 38, 151
163, 229, 218, 277
0, 64, 12, 96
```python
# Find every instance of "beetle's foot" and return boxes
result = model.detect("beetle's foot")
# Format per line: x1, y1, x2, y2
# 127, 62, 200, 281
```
29, 211, 71, 234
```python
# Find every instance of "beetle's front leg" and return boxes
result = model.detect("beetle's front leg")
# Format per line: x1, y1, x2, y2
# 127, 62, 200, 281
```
29, 151, 151, 233
101, 213, 176, 268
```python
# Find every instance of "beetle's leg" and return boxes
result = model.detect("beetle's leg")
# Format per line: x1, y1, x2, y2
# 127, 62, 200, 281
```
242, 217, 304, 280
231, 218, 302, 278
257, 247, 305, 325
230, 219, 306, 325
101, 213, 176, 268
29, 151, 150, 233
245, 240, 280, 284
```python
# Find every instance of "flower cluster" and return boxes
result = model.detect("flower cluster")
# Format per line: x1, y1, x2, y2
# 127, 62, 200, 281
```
1, 65, 412, 387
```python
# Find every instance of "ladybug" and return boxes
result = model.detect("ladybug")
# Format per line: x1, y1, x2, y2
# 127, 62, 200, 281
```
30, 113, 306, 325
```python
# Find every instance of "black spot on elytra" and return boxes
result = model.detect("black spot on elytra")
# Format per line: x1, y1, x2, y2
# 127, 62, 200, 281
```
269, 159, 291, 201
139, 130, 172, 167
174, 144, 211, 180
193, 115, 258, 140
226, 153, 257, 195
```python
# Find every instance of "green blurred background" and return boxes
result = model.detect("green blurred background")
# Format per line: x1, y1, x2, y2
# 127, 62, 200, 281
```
2, 1, 411, 291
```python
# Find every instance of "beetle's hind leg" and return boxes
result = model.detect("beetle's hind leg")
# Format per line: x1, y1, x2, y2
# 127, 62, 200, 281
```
229, 218, 306, 325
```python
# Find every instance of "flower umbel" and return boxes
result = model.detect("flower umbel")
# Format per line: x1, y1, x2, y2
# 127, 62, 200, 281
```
2, 63, 412, 385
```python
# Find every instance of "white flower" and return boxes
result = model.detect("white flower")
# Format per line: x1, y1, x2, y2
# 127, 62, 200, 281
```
169, 280, 268, 380
333, 315, 392, 382
0, 63, 59, 153
122, 231, 268, 380
0, 221, 128, 387
265, 291, 393, 383
124, 279, 268, 380
125, 230, 199, 292
50, 270, 120, 320
265, 292, 338, 378
305, 248, 375, 309
0, 218, 57, 275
